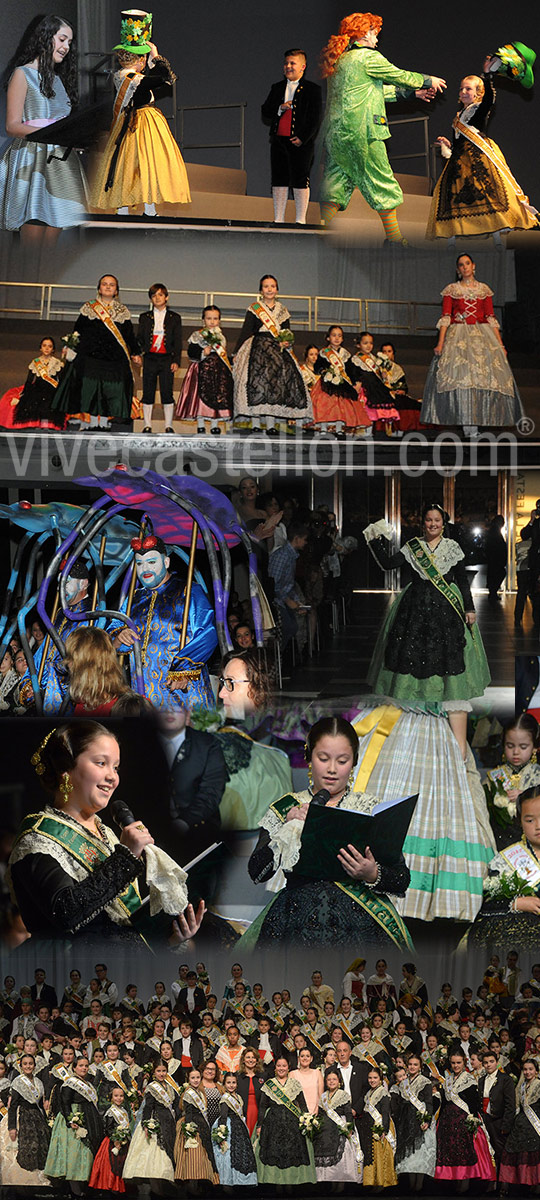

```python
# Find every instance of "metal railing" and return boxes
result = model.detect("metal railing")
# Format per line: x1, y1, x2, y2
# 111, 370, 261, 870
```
386, 115, 431, 189
177, 104, 247, 171
0, 282, 503, 334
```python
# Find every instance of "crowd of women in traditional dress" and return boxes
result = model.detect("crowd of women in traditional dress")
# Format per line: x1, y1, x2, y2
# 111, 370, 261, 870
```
2, 954, 540, 1190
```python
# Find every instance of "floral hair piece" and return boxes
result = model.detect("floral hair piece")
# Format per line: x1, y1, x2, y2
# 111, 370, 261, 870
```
30, 728, 57, 775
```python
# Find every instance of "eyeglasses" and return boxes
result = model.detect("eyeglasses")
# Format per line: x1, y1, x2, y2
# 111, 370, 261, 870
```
219, 676, 250, 692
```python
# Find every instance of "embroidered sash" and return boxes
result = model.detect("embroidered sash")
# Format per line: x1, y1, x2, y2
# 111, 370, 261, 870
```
221, 1091, 245, 1119
15, 811, 143, 920
398, 1077, 429, 1120
422, 1054, 445, 1085
195, 329, 232, 371
249, 301, 280, 338
321, 346, 353, 386
520, 1081, 540, 1139
164, 1071, 182, 1095
364, 1090, 396, 1152
353, 1048, 380, 1072
500, 841, 540, 888
100, 1061, 128, 1092
182, 1085, 207, 1116
112, 74, 136, 126
453, 117, 539, 217
406, 537, 468, 625
30, 358, 60, 388
64, 1077, 99, 1106
261, 1077, 304, 1121
107, 1103, 131, 1130
85, 300, 136, 382
148, 1080, 175, 1110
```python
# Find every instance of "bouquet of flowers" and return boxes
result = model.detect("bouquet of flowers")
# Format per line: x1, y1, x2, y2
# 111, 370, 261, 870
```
483, 868, 536, 903
188, 706, 223, 734
212, 1123, 229, 1153
69, 1106, 88, 1140
299, 1112, 324, 1140
277, 328, 294, 351
182, 1120, 200, 1149
142, 1117, 160, 1141
465, 1114, 481, 1134
414, 1109, 430, 1125
372, 1121, 384, 1141
61, 331, 80, 351
201, 329, 222, 350
112, 1127, 130, 1152
323, 365, 345, 386
484, 769, 521, 826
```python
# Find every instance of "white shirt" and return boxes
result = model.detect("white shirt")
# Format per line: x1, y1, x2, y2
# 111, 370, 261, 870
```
279, 78, 301, 113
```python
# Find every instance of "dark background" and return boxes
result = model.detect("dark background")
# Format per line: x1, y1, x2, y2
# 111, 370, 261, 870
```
1, 1, 538, 200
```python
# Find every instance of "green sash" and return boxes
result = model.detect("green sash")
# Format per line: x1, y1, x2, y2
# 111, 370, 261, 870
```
406, 538, 467, 625
15, 812, 143, 920
261, 1077, 304, 1121
268, 794, 413, 951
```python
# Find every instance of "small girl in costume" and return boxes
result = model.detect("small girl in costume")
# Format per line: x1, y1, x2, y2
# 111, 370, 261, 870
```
358, 1066, 397, 1189
311, 325, 371, 438
175, 304, 233, 434
427, 48, 538, 241
470, 786, 540, 950
90, 9, 190, 217
0, 336, 64, 429
349, 332, 400, 434
233, 274, 312, 435
484, 714, 540, 847
212, 1072, 258, 1187
88, 1085, 131, 1193
300, 344, 320, 391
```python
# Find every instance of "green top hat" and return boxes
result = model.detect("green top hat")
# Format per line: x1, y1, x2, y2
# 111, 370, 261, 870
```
495, 41, 536, 89
113, 9, 153, 55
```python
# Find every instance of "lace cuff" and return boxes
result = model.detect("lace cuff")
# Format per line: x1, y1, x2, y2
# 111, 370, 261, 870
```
487, 315, 500, 329
363, 519, 394, 544
52, 845, 144, 934
437, 316, 451, 329
144, 846, 188, 916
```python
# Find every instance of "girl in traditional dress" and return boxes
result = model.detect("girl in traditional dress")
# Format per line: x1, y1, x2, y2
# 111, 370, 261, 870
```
300, 344, 320, 391
470, 786, 540, 950
212, 1072, 258, 1187
233, 274, 312, 434
88, 1084, 131, 1193
244, 715, 412, 948
51, 274, 141, 429
420, 253, 525, 435
44, 1055, 103, 1185
175, 304, 233, 433
174, 1065, 220, 1184
253, 1056, 317, 1185
89, 11, 190, 216
0, 336, 65, 430
0, 1054, 50, 1188
315, 1067, 363, 1184
349, 332, 400, 433
310, 325, 371, 438
123, 1061, 177, 1187
364, 502, 491, 759
0, 14, 87, 241
366, 961, 397, 1010
500, 1059, 540, 1187
435, 1050, 496, 1182
484, 714, 540, 847
394, 1054, 436, 1189
359, 1066, 397, 1188
426, 59, 538, 241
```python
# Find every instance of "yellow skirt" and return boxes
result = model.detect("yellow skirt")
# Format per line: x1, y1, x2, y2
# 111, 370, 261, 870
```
363, 1137, 397, 1189
90, 105, 191, 211
426, 138, 538, 239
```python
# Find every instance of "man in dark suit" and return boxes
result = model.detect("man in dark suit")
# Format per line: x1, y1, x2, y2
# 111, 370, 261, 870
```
137, 282, 183, 432
335, 1040, 368, 1124
31, 969, 58, 1012
261, 48, 322, 225
478, 1049, 516, 1171
156, 710, 226, 904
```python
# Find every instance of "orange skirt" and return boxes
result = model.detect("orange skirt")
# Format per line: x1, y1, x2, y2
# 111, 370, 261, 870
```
311, 380, 371, 429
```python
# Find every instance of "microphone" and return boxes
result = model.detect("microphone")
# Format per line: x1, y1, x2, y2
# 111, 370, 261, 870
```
310, 788, 331, 807
109, 799, 136, 831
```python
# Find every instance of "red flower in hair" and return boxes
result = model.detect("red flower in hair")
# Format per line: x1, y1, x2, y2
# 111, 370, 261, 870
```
130, 535, 158, 552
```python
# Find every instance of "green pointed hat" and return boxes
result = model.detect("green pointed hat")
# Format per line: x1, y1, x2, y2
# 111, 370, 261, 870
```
113, 9, 153, 55
495, 42, 536, 89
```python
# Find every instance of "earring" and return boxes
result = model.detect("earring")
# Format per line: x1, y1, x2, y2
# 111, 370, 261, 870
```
349, 769, 355, 790
60, 772, 73, 804
307, 764, 313, 788
532, 751, 538, 765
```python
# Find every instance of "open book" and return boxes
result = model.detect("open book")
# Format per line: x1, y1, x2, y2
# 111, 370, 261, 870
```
295, 793, 418, 881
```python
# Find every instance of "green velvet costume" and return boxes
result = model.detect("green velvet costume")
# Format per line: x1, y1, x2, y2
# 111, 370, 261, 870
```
321, 45, 429, 212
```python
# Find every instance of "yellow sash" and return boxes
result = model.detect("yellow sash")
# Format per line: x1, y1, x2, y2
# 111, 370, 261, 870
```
197, 330, 232, 371
31, 358, 60, 388
453, 117, 538, 216
353, 706, 403, 791
88, 300, 136, 383
113, 74, 136, 127
322, 346, 353, 386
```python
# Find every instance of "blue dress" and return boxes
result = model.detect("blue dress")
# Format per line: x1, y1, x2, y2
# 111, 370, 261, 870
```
212, 1095, 258, 1187
0, 66, 87, 230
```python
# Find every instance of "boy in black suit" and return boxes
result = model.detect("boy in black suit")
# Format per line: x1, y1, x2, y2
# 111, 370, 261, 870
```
138, 282, 183, 432
261, 48, 322, 224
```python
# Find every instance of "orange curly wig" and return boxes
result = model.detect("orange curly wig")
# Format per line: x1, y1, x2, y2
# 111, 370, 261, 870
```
320, 12, 383, 77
